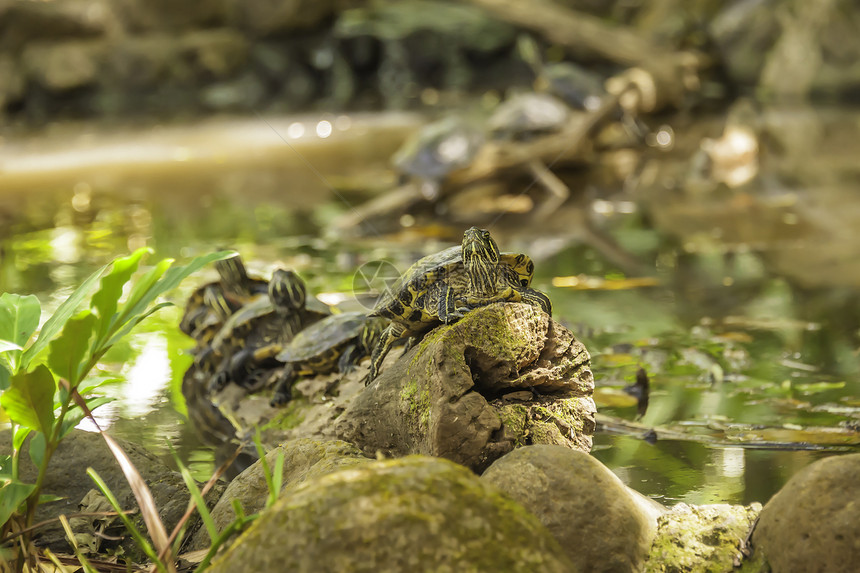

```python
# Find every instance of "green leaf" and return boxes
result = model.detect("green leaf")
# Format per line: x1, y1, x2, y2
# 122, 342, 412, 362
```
0, 365, 56, 434
104, 302, 172, 348
116, 258, 174, 328
47, 311, 97, 387
91, 248, 152, 345
0, 480, 36, 527
13, 425, 31, 451
0, 340, 23, 352
0, 293, 41, 373
28, 432, 46, 469
22, 263, 109, 367
0, 363, 9, 391
113, 251, 233, 334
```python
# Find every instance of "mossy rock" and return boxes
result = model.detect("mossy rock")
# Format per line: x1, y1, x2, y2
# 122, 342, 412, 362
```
336, 303, 596, 472
209, 456, 576, 573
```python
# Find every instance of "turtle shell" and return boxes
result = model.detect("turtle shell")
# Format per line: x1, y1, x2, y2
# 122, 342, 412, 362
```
371, 246, 534, 323
392, 117, 485, 181
276, 312, 371, 364
488, 92, 569, 139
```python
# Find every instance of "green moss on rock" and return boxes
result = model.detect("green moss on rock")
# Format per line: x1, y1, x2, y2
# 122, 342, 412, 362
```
210, 456, 576, 573
643, 502, 761, 573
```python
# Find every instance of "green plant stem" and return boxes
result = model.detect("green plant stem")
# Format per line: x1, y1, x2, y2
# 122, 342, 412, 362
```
24, 394, 70, 529
10, 422, 19, 481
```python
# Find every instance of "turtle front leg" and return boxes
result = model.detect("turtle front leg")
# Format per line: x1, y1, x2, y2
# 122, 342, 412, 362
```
436, 283, 464, 324
520, 286, 552, 315
270, 365, 298, 407
363, 322, 407, 385
209, 347, 254, 393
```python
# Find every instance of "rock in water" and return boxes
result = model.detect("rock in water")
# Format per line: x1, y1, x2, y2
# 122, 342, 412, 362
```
335, 302, 596, 472
482, 445, 661, 572
208, 456, 576, 573
753, 453, 860, 573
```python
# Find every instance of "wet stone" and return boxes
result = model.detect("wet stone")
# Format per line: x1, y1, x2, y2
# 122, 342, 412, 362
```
752, 453, 860, 573
482, 445, 661, 573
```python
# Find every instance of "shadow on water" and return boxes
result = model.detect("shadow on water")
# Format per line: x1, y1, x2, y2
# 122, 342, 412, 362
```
1, 105, 859, 499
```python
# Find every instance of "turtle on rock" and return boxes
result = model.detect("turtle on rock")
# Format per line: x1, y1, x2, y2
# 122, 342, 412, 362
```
206, 269, 330, 394
270, 312, 387, 406
363, 227, 551, 385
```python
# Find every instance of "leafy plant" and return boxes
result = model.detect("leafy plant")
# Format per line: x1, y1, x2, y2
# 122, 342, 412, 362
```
0, 247, 231, 569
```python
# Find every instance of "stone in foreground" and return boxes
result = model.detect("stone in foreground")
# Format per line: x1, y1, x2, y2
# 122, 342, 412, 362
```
752, 453, 860, 573
643, 502, 760, 573
189, 438, 371, 550
209, 456, 576, 573
336, 303, 596, 472
482, 445, 661, 572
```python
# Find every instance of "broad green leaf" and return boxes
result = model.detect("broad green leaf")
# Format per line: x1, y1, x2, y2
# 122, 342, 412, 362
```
0, 480, 36, 527
22, 263, 109, 367
13, 425, 31, 451
91, 248, 151, 345
47, 311, 97, 387
0, 363, 8, 391
0, 294, 41, 373
60, 396, 115, 440
28, 432, 46, 469
1, 365, 56, 434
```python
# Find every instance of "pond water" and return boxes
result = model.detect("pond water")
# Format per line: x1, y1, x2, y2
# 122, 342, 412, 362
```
1, 107, 858, 505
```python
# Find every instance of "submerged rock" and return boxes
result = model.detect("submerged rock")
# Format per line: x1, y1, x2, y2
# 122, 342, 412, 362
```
189, 438, 371, 550
208, 456, 576, 573
753, 453, 860, 573
482, 445, 661, 572
335, 303, 596, 472
644, 502, 761, 573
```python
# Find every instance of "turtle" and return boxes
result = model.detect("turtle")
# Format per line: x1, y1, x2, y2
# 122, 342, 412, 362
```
391, 116, 485, 199
487, 92, 570, 140
269, 312, 387, 406
180, 253, 269, 346
364, 226, 551, 384
205, 269, 330, 393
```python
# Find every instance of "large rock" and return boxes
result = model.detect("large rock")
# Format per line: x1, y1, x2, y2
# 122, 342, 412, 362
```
208, 456, 576, 573
753, 453, 860, 572
643, 503, 761, 573
481, 445, 660, 572
336, 303, 596, 472
0, 429, 220, 557
188, 438, 372, 550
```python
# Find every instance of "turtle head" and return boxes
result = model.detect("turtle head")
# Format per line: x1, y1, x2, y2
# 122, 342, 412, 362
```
269, 269, 307, 312
462, 227, 500, 296
215, 254, 250, 292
